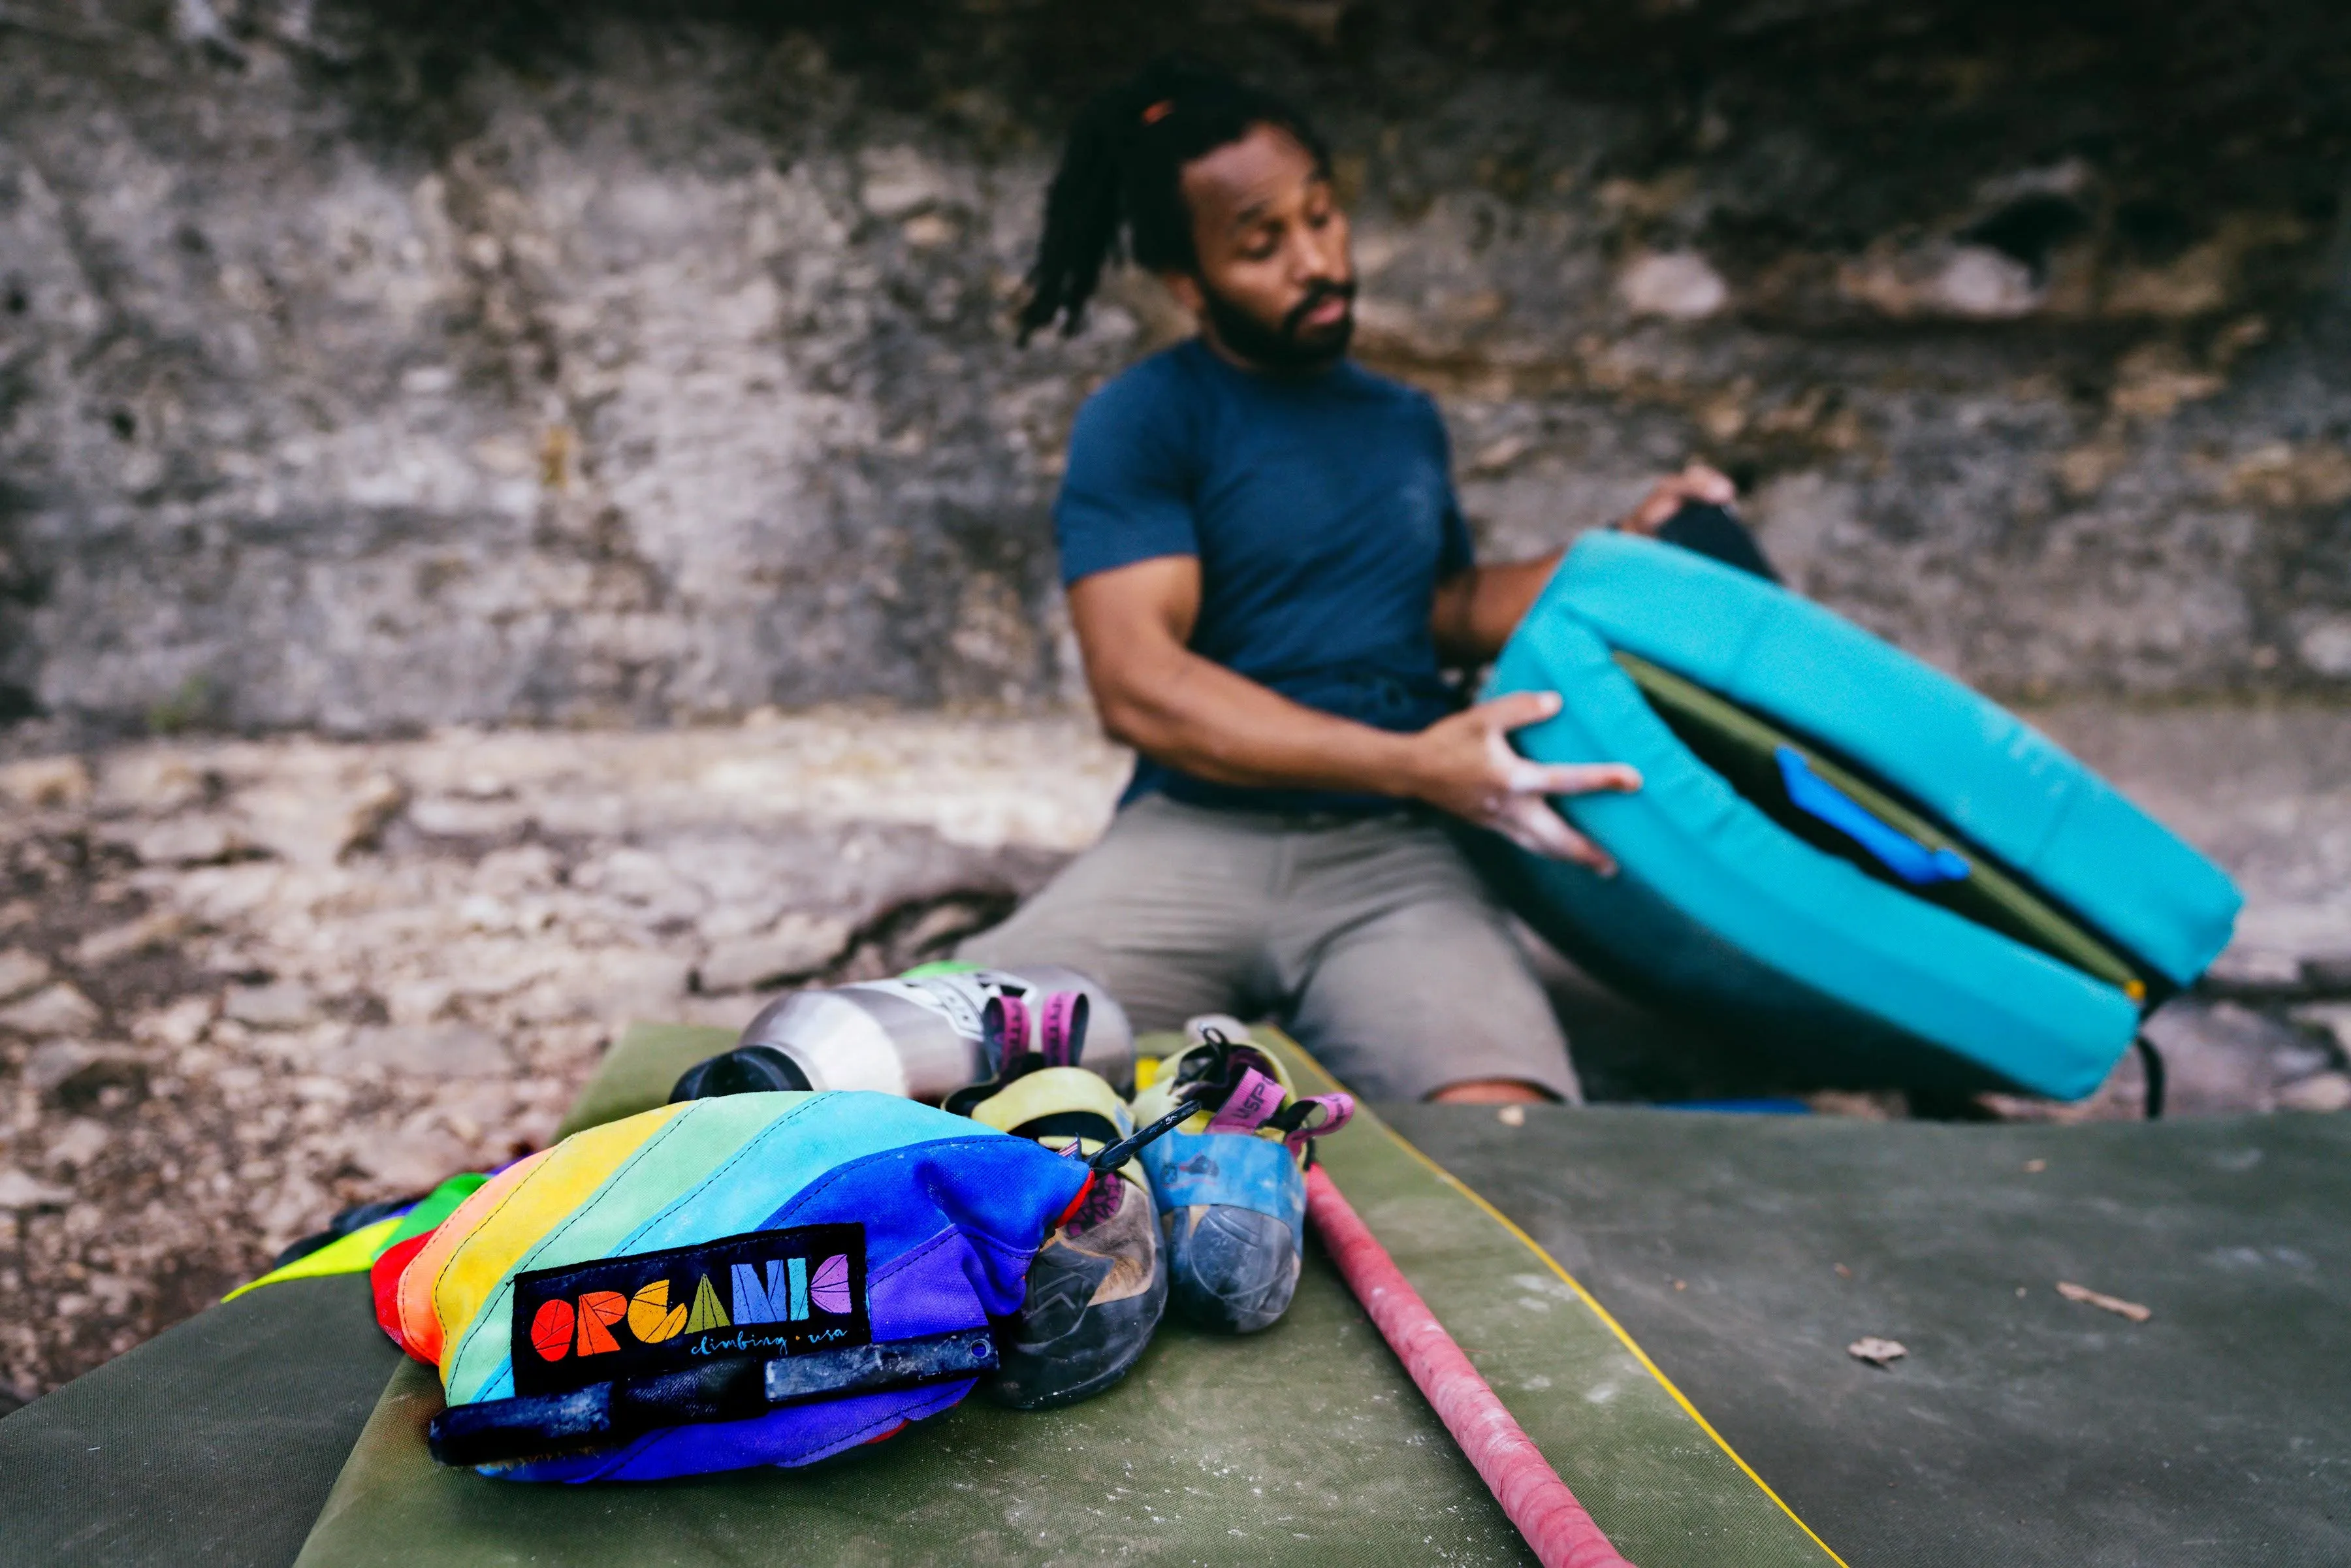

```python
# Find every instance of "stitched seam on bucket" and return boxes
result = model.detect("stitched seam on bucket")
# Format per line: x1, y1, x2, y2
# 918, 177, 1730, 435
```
440, 1105, 704, 1378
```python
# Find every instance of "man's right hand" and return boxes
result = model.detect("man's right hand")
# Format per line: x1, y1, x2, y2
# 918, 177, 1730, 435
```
1404, 692, 1641, 872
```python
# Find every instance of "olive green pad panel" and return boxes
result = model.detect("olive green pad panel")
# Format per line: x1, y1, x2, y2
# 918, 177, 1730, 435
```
1394, 1104, 2351, 1568
295, 1022, 1833, 1568
553, 1023, 716, 1140
0, 1273, 404, 1567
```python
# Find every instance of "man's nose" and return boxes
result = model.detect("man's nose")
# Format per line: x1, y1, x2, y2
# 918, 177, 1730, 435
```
1288, 223, 1344, 284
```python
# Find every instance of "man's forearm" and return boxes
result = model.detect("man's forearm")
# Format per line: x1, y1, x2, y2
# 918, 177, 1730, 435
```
1094, 648, 1426, 797
1431, 551, 1562, 667
1092, 648, 1639, 874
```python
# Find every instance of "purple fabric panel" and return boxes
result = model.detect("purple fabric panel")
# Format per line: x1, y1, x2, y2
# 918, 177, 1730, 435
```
864, 1230, 995, 1339
758, 1138, 1083, 1317
497, 1379, 977, 1482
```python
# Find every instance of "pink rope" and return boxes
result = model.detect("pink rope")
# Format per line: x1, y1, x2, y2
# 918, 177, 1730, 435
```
1307, 1164, 1637, 1568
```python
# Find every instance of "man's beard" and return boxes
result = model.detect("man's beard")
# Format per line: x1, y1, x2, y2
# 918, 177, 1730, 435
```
1198, 277, 1356, 372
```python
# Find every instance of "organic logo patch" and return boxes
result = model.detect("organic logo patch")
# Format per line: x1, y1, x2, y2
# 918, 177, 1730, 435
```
509, 1223, 869, 1396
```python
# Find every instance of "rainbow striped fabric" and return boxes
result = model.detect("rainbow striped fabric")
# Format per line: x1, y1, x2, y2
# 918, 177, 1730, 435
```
372, 1090, 1090, 1480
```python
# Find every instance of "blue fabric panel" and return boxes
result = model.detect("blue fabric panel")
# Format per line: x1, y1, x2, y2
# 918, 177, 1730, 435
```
1488, 613, 2141, 1100
1546, 534, 2241, 985
1773, 748, 1970, 886
761, 1138, 1091, 1334
613, 1095, 1000, 1257
494, 1377, 976, 1483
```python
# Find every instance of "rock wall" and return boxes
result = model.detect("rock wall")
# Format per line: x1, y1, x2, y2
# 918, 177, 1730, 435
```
3, 0, 2348, 737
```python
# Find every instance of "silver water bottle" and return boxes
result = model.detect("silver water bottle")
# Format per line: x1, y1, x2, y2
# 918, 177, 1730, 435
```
734, 964, 1135, 1102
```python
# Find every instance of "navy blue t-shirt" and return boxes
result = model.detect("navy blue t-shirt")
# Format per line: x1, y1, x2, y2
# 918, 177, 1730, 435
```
1055, 338, 1472, 813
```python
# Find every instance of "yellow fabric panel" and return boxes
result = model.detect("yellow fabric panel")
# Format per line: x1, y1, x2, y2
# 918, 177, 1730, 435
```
420, 1104, 686, 1375
394, 1150, 551, 1364
221, 1216, 404, 1304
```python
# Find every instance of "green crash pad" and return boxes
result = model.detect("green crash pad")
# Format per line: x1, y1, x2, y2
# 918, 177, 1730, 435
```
0, 1273, 402, 1567
21, 1026, 2335, 1566
1392, 1104, 2351, 1568
294, 1023, 1834, 1568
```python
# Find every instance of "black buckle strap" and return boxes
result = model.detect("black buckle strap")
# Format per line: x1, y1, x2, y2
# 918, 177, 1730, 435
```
427, 1327, 999, 1469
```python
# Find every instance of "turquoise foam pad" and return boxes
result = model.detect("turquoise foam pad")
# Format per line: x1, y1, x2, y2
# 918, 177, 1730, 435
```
1485, 534, 2242, 1100
1543, 533, 2241, 985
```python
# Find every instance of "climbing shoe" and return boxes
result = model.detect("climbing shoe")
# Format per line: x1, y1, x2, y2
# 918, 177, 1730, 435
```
960, 1059, 1167, 1409
1130, 1023, 1353, 1334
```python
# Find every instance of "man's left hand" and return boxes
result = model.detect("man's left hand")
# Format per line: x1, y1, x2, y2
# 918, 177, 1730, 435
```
1617, 462, 1736, 536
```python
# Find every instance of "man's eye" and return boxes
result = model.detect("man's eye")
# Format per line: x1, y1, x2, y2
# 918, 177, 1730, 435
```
1240, 235, 1279, 260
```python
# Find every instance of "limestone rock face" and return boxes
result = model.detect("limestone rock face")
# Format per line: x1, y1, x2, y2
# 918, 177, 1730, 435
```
0, 709, 1127, 1396
1, 1, 2349, 737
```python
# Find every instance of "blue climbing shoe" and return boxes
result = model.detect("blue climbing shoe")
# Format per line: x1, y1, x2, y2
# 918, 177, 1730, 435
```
1129, 1023, 1352, 1334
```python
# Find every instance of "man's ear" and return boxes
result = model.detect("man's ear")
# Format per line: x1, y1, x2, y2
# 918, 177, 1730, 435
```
1159, 270, 1205, 317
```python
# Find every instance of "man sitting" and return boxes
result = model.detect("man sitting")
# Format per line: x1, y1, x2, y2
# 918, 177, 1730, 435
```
962, 59, 1748, 1104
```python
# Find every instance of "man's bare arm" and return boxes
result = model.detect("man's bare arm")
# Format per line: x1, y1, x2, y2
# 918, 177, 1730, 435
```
1431, 552, 1561, 668
1073, 556, 1418, 794
1070, 556, 1638, 869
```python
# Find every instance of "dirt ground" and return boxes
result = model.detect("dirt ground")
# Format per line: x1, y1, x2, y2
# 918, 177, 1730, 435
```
1, 703, 2346, 1407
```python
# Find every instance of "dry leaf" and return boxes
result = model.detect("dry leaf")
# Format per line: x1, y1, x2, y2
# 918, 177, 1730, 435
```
1848, 1336, 1906, 1368
2056, 1281, 2151, 1322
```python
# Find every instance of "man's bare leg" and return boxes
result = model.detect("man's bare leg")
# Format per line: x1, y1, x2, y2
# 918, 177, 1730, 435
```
1429, 1078, 1552, 1104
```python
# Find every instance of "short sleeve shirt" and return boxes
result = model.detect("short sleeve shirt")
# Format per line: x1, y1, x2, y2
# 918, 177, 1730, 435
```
1055, 339, 1473, 813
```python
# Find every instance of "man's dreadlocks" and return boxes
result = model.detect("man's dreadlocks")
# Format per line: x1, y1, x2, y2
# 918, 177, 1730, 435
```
1017, 57, 1332, 344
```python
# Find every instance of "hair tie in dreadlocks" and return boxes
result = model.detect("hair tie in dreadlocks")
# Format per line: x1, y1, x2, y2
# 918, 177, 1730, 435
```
1017, 57, 1330, 344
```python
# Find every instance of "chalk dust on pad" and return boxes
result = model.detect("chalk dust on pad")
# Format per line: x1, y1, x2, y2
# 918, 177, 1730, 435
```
293, 1023, 1837, 1567
1390, 1102, 2351, 1567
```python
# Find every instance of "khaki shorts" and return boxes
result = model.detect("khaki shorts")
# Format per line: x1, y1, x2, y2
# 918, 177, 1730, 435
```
959, 795, 1580, 1102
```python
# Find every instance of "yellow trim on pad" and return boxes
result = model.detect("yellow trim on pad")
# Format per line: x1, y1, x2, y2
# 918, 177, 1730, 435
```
1378, 1118, 1851, 1568
1250, 1026, 1847, 1566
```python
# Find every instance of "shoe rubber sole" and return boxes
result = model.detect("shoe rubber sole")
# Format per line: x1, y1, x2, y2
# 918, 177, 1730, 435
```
984, 1169, 1167, 1411
1164, 1204, 1301, 1334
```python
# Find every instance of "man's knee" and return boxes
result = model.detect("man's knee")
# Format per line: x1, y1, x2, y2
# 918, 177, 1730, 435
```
1289, 925, 1579, 1102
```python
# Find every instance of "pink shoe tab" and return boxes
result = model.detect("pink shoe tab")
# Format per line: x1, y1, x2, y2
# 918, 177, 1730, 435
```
1036, 991, 1089, 1068
1281, 1093, 1355, 1154
982, 994, 1032, 1076
1206, 1066, 1287, 1134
